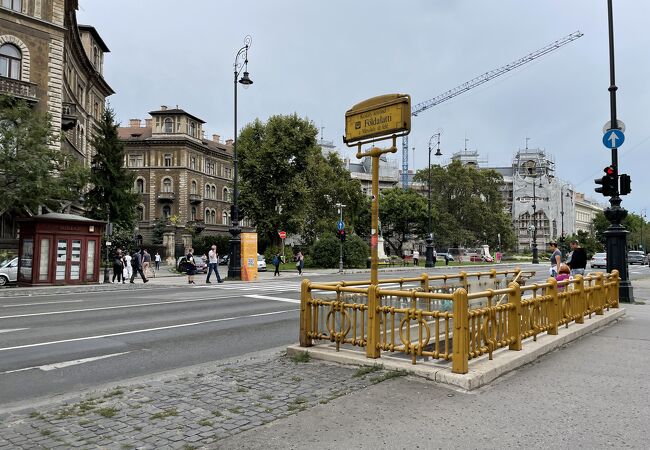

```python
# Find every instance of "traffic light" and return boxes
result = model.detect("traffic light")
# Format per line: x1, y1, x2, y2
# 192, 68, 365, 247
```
619, 174, 631, 195
595, 166, 616, 197
338, 229, 346, 242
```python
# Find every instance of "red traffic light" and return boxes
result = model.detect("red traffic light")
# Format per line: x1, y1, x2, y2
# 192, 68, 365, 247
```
604, 166, 614, 175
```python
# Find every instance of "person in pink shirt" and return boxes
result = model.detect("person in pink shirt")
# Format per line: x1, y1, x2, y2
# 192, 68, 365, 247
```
555, 263, 571, 291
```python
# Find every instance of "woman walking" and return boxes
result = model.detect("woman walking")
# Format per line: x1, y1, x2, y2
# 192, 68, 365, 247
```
186, 248, 197, 284
112, 249, 124, 284
295, 251, 304, 276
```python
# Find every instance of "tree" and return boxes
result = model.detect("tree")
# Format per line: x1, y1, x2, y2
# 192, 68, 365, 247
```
85, 106, 138, 229
593, 211, 647, 250
379, 187, 428, 256
237, 114, 364, 249
0, 95, 88, 214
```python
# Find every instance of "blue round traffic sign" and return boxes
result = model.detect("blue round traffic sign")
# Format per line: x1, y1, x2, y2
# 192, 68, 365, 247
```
337, 221, 345, 231
603, 129, 625, 149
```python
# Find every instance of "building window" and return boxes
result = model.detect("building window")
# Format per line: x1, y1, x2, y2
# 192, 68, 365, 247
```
222, 211, 229, 225
205, 161, 215, 176
1, 0, 21, 12
137, 205, 145, 221
205, 208, 211, 224
191, 180, 197, 195
191, 206, 197, 221
0, 44, 21, 80
225, 167, 232, 179
164, 118, 173, 133
136, 178, 145, 193
162, 205, 171, 219
128, 154, 143, 167
223, 187, 230, 201
164, 154, 172, 167
205, 184, 210, 198
189, 121, 196, 137
162, 178, 172, 192
190, 157, 196, 170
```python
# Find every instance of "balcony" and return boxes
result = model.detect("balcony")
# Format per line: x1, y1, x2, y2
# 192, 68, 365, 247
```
0, 76, 38, 102
157, 191, 175, 202
189, 194, 202, 204
61, 102, 78, 131
186, 220, 206, 233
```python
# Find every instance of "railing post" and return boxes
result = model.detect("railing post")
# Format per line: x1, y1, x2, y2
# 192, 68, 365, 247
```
459, 271, 468, 292
507, 282, 522, 351
489, 268, 497, 289
595, 273, 605, 315
611, 270, 620, 308
546, 277, 559, 335
574, 275, 585, 324
299, 279, 313, 347
366, 284, 381, 359
452, 288, 469, 374
420, 273, 429, 293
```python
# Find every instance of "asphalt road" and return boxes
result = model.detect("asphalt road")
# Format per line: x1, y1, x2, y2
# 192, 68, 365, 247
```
1, 262, 647, 407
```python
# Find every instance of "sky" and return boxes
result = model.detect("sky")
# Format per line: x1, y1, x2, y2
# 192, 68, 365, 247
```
77, 0, 650, 216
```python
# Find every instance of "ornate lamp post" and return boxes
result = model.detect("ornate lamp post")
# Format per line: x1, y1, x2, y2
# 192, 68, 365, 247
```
531, 176, 539, 264
228, 36, 253, 280
425, 133, 442, 268
560, 184, 571, 240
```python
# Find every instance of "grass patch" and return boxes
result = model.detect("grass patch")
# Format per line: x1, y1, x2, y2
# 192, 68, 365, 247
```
29, 411, 45, 420
103, 389, 124, 398
236, 386, 248, 393
212, 410, 222, 417
370, 369, 407, 384
353, 365, 382, 378
197, 418, 213, 427
121, 444, 135, 450
261, 394, 274, 400
134, 426, 142, 431
264, 407, 274, 413
149, 408, 178, 420
40, 430, 52, 436
291, 376, 302, 382
287, 395, 308, 411
182, 446, 197, 450
228, 406, 242, 414
290, 351, 311, 363
97, 407, 119, 418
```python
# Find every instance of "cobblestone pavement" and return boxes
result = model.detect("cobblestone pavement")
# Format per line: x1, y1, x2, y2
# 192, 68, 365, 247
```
0, 350, 401, 449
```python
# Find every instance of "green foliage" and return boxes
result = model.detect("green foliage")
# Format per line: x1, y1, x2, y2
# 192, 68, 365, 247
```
344, 233, 370, 268
191, 234, 230, 257
151, 217, 167, 245
310, 234, 340, 268
0, 95, 89, 213
561, 230, 603, 258
85, 106, 138, 229
379, 187, 427, 256
592, 211, 648, 251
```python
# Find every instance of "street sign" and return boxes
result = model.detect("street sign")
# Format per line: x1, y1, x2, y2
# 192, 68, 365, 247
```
278, 231, 286, 239
602, 119, 625, 133
337, 221, 345, 231
106, 241, 112, 246
344, 94, 411, 144
603, 129, 625, 149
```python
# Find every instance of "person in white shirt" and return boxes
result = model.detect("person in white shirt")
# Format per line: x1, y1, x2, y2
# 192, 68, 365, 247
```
124, 252, 133, 280
413, 249, 420, 266
206, 245, 223, 283
154, 252, 161, 271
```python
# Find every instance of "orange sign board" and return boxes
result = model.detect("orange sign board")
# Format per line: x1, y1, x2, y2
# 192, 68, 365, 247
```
344, 94, 411, 144
240, 232, 258, 281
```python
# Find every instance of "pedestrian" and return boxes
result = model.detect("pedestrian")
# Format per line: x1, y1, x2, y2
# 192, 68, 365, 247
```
112, 249, 124, 283
273, 253, 281, 276
548, 241, 562, 277
555, 263, 571, 291
130, 249, 148, 283
122, 253, 128, 280
124, 251, 133, 280
186, 248, 197, 284
142, 249, 152, 278
206, 245, 223, 283
154, 252, 161, 271
295, 251, 304, 275
413, 249, 420, 266
432, 249, 438, 267
567, 239, 587, 277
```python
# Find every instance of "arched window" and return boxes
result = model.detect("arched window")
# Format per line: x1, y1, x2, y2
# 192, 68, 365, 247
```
162, 205, 171, 218
205, 184, 210, 198
211, 185, 216, 199
205, 208, 211, 224
136, 178, 145, 193
223, 187, 229, 201
191, 180, 197, 194
162, 177, 172, 192
222, 211, 229, 225
191, 206, 197, 221
189, 121, 196, 137
137, 205, 145, 221
0, 44, 22, 80
164, 117, 173, 133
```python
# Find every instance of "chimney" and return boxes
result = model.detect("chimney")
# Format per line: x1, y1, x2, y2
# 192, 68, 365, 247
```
144, 118, 152, 128
225, 139, 233, 146
129, 119, 141, 128
160, 105, 167, 111
212, 134, 220, 143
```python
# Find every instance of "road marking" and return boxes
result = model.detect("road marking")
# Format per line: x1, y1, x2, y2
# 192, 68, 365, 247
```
0, 309, 298, 352
1, 352, 131, 374
2, 299, 85, 308
245, 294, 300, 304
0, 328, 29, 334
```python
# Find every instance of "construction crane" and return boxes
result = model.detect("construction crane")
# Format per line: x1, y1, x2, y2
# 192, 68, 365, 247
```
401, 31, 584, 188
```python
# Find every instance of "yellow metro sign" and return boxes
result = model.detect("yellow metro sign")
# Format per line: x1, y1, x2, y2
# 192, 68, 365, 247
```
344, 94, 411, 145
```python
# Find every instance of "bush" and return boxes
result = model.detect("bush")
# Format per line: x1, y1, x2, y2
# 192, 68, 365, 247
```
191, 234, 230, 257
310, 235, 340, 268
344, 234, 370, 268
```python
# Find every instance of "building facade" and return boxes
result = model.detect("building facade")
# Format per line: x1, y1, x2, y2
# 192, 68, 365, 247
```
0, 0, 113, 250
574, 192, 604, 234
119, 106, 239, 245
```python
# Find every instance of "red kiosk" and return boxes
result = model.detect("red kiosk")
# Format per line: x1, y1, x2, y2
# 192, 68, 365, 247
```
17, 213, 105, 286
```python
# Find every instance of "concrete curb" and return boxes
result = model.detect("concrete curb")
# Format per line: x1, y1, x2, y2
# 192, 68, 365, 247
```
287, 306, 625, 391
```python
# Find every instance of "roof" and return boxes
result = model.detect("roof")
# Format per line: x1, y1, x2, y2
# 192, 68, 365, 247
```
149, 108, 206, 124
77, 25, 110, 52
118, 127, 153, 140
18, 213, 106, 224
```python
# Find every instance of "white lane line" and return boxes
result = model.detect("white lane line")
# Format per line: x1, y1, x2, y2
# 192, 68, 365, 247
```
245, 294, 300, 304
0, 308, 298, 352
0, 328, 29, 334
0, 293, 254, 319
1, 352, 131, 374
2, 299, 85, 308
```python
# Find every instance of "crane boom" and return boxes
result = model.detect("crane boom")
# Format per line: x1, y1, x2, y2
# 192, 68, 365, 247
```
401, 30, 583, 188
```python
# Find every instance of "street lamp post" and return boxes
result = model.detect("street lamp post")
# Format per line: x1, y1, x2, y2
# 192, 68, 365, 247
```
228, 36, 253, 281
425, 133, 442, 268
531, 177, 539, 264
560, 184, 571, 240
336, 202, 346, 273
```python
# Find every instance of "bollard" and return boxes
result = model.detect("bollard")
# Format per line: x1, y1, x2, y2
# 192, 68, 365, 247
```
299, 279, 313, 347
452, 288, 469, 374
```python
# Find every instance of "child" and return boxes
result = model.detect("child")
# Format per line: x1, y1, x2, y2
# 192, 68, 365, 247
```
555, 263, 571, 291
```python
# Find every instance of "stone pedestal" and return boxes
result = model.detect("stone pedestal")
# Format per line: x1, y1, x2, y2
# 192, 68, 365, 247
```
163, 232, 175, 266
182, 233, 193, 254
377, 236, 388, 260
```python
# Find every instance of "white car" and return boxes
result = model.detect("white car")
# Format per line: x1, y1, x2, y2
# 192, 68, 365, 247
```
257, 254, 267, 272
0, 257, 18, 286
590, 252, 607, 269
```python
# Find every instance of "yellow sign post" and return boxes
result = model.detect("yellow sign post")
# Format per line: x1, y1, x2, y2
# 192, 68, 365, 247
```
344, 94, 411, 295
240, 232, 258, 281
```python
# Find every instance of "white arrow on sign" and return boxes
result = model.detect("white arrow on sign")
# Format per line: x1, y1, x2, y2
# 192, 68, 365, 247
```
607, 131, 620, 146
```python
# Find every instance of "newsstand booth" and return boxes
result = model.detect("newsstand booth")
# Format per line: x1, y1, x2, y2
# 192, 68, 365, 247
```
17, 213, 105, 286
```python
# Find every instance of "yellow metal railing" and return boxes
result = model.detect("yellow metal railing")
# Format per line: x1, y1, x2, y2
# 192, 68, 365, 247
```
299, 269, 620, 374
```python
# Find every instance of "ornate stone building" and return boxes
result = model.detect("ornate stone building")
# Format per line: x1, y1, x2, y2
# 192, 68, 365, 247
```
0, 0, 113, 250
119, 106, 239, 246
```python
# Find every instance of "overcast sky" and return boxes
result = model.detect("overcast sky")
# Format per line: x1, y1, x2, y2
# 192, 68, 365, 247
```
77, 0, 650, 216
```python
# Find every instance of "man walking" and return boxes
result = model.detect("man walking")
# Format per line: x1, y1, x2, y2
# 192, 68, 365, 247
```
567, 239, 587, 277
413, 249, 420, 266
206, 245, 223, 283
272, 253, 281, 276
130, 249, 148, 283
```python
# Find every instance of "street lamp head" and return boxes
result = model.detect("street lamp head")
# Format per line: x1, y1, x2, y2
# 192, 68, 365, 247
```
239, 71, 253, 87
435, 147, 442, 157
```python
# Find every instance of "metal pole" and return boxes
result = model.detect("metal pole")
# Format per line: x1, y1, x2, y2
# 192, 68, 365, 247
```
103, 206, 111, 283
425, 133, 439, 268
371, 153, 379, 285
532, 179, 539, 264
336, 202, 345, 273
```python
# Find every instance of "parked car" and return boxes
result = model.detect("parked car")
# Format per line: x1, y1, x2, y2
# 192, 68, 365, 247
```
257, 254, 267, 272
436, 253, 454, 263
590, 252, 607, 269
627, 250, 646, 265
0, 257, 18, 286
177, 255, 207, 273
218, 254, 230, 266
